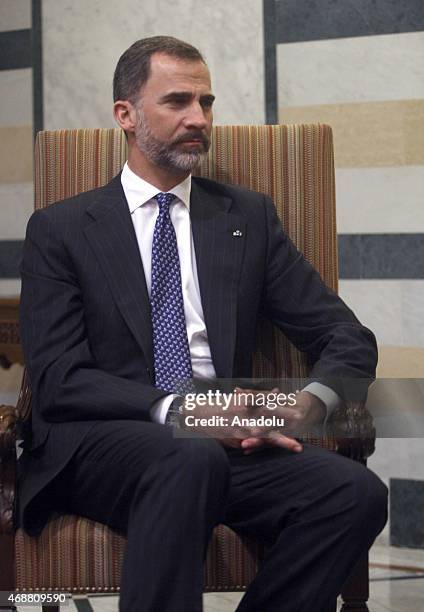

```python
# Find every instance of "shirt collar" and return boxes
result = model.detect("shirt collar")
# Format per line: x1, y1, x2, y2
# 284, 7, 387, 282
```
121, 161, 191, 214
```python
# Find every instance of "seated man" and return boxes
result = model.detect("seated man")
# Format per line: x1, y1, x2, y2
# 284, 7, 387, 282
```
18, 35, 387, 612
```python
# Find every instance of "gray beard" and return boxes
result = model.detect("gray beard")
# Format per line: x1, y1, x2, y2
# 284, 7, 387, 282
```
135, 109, 209, 173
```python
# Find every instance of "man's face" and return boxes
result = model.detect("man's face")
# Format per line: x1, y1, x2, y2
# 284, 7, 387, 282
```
133, 53, 214, 173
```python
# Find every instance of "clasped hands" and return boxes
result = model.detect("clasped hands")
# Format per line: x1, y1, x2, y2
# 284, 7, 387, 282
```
181, 387, 326, 455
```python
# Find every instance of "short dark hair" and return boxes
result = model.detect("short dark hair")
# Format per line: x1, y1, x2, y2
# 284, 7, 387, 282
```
113, 36, 205, 103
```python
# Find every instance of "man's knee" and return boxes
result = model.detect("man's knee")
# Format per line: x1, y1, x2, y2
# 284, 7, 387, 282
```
310, 452, 388, 539
118, 438, 231, 531
345, 462, 388, 537
175, 437, 231, 485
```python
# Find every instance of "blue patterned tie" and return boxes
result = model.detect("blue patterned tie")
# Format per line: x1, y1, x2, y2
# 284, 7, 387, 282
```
151, 192, 193, 392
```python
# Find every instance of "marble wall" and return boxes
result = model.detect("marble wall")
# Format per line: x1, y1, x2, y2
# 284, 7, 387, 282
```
271, 0, 424, 542
0, 0, 264, 295
274, 10, 424, 350
277, 32, 424, 107
42, 0, 264, 129
0, 0, 32, 297
1, 0, 423, 546
0, 0, 31, 31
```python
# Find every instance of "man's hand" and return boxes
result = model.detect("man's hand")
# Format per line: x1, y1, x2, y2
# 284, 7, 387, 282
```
287, 389, 327, 432
180, 389, 260, 449
179, 388, 326, 455
237, 388, 327, 455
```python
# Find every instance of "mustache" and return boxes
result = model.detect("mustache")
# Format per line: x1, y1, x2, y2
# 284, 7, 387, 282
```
173, 131, 210, 148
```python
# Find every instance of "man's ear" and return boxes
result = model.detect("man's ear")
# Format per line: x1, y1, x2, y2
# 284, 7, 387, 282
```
113, 100, 137, 134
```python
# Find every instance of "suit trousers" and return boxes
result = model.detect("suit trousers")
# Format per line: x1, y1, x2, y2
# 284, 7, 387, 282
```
50, 420, 388, 612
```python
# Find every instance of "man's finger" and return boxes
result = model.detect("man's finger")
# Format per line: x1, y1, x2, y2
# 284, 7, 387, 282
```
240, 433, 303, 455
266, 431, 303, 452
240, 437, 266, 455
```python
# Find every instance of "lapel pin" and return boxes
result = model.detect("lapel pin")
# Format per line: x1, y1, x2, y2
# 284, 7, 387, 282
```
232, 230, 243, 237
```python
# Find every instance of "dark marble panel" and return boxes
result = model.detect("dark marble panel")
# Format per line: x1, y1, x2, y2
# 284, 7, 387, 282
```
1, 236, 423, 280
338, 234, 362, 279
275, 0, 424, 44
0, 241, 23, 279
32, 0, 44, 135
263, 0, 278, 124
390, 478, 424, 549
360, 234, 424, 279
338, 234, 424, 279
0, 30, 31, 71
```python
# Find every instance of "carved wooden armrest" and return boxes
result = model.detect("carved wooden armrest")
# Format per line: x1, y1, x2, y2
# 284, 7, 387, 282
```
0, 405, 19, 535
329, 401, 376, 461
0, 405, 19, 459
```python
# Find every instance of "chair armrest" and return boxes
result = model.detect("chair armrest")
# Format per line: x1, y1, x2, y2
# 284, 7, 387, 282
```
328, 401, 376, 461
0, 404, 18, 535
15, 368, 32, 425
0, 404, 18, 459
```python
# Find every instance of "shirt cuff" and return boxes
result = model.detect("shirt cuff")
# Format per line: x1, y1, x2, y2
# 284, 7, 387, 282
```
303, 382, 341, 423
150, 394, 179, 424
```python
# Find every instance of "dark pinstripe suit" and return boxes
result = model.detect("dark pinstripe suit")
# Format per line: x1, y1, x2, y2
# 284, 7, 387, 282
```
18, 173, 386, 611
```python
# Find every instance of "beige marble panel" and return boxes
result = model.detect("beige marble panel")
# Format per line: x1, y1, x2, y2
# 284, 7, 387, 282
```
279, 100, 424, 168
368, 438, 424, 495
0, 126, 33, 182
377, 347, 424, 378
43, 0, 264, 129
339, 280, 404, 347
340, 281, 424, 350
0, 279, 21, 297
336, 166, 424, 234
0, 0, 31, 32
0, 69, 32, 127
402, 282, 424, 347
0, 182, 33, 239
277, 32, 424, 107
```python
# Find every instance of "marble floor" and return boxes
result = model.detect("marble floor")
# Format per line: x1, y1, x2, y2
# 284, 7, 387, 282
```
12, 536, 424, 611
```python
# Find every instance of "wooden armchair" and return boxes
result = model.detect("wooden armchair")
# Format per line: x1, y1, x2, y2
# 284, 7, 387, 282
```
0, 125, 375, 611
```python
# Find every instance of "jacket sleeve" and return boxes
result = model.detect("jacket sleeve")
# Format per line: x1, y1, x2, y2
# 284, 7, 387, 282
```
19, 208, 167, 424
261, 195, 377, 401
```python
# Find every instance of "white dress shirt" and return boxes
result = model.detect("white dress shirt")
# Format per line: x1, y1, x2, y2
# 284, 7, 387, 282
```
121, 162, 215, 423
121, 161, 339, 423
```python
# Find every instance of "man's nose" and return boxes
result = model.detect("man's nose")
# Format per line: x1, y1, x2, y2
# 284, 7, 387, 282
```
184, 102, 208, 129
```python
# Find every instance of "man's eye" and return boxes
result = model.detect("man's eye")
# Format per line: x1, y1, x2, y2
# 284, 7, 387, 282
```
202, 99, 214, 109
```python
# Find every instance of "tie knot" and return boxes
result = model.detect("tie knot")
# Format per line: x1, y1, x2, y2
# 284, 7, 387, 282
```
154, 192, 176, 211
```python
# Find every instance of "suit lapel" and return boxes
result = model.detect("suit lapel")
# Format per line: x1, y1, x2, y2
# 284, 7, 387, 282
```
190, 179, 246, 378
84, 174, 154, 369
82, 174, 246, 379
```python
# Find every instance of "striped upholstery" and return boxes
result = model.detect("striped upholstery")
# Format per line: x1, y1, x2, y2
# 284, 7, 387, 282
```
197, 125, 338, 383
15, 518, 264, 592
16, 125, 337, 592
34, 125, 337, 383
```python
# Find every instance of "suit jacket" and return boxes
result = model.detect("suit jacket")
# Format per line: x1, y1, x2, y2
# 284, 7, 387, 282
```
17, 172, 377, 534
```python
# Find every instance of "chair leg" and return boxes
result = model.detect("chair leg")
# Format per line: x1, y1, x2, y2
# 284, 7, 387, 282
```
340, 551, 369, 611
0, 531, 16, 612
0, 532, 16, 592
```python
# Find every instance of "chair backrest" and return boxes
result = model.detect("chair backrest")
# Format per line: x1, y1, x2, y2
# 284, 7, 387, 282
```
34, 125, 337, 380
